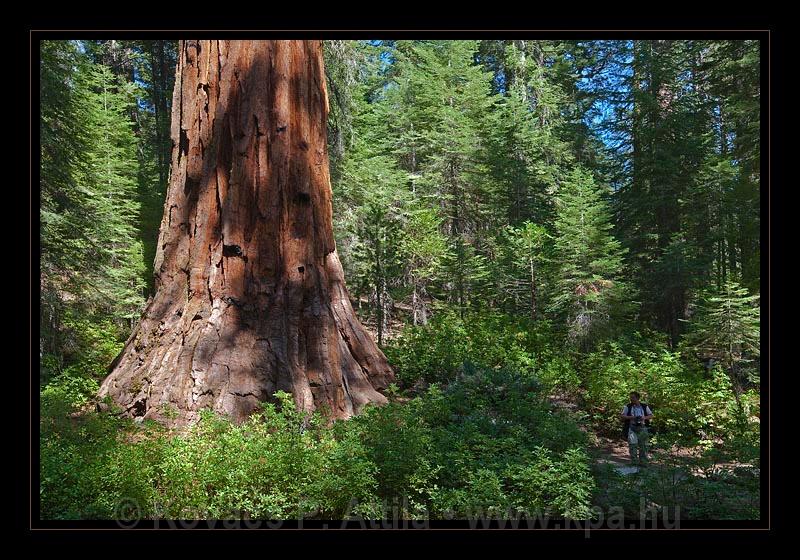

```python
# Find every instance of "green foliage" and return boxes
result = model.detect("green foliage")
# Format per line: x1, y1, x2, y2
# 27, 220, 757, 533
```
581, 339, 758, 446
482, 40, 573, 228
494, 221, 550, 318
593, 447, 760, 520
40, 364, 595, 521
40, 390, 381, 520
40, 372, 100, 418
332, 53, 414, 341
59, 312, 125, 375
353, 397, 436, 510
610, 40, 760, 341
81, 62, 147, 322
351, 366, 592, 519
400, 206, 451, 324
40, 41, 97, 292
682, 280, 760, 393
383, 310, 551, 387
327, 38, 759, 360
40, 40, 150, 378
323, 39, 363, 169
40, 309, 124, 428
507, 447, 594, 519
549, 167, 631, 348
152, 393, 381, 519
536, 352, 582, 395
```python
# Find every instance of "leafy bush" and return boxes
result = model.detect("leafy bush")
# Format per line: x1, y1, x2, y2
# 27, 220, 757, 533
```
40, 404, 144, 519
39, 312, 756, 522
580, 341, 758, 445
41, 364, 594, 521
40, 370, 100, 417
40, 309, 125, 390
143, 392, 381, 519
383, 310, 551, 387
40, 391, 380, 520
60, 313, 125, 374
536, 352, 581, 395
351, 366, 593, 519
507, 447, 594, 519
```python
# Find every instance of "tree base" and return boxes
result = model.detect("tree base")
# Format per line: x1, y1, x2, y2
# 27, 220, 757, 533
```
99, 251, 393, 426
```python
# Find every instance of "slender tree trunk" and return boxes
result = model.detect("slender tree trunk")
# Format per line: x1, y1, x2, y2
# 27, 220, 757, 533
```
412, 281, 421, 326
375, 229, 383, 346
529, 256, 537, 321
99, 40, 394, 425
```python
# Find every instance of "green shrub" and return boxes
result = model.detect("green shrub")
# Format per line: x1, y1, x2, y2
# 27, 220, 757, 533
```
352, 399, 435, 508
507, 446, 594, 519
41, 370, 100, 417
39, 314, 755, 522
580, 341, 757, 445
60, 313, 125, 374
537, 352, 581, 394
432, 468, 508, 519
154, 393, 380, 519
40, 391, 381, 520
383, 310, 551, 387
352, 366, 593, 519
592, 452, 760, 520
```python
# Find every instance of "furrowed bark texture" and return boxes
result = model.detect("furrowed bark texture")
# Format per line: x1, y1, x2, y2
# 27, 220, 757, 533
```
99, 40, 394, 425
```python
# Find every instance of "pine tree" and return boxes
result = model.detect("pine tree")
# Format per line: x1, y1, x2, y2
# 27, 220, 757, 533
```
400, 207, 450, 326
388, 41, 498, 316
40, 40, 98, 358
550, 167, 629, 349
495, 221, 550, 320
333, 44, 410, 343
81, 62, 146, 324
40, 41, 146, 364
480, 40, 576, 227
683, 280, 760, 396
700, 40, 761, 294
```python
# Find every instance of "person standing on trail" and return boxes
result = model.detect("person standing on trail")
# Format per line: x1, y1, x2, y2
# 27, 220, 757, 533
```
621, 391, 653, 465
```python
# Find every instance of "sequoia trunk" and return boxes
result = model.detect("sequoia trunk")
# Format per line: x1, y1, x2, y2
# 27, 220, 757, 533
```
99, 40, 394, 425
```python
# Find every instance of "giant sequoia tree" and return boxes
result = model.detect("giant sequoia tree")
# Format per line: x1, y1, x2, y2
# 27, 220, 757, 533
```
99, 40, 394, 425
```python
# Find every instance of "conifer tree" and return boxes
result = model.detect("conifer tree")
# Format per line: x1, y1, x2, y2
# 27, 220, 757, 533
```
333, 47, 409, 343
41, 41, 146, 363
550, 167, 629, 349
683, 280, 760, 396
391, 41, 498, 315
495, 221, 550, 320
40, 40, 98, 358
400, 207, 450, 326
81, 62, 146, 324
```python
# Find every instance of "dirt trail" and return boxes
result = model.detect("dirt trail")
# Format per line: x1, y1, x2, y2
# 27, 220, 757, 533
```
589, 434, 646, 475
592, 435, 633, 464
547, 394, 658, 475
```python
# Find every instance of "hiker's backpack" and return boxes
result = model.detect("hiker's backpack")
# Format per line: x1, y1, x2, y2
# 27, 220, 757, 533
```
621, 402, 653, 439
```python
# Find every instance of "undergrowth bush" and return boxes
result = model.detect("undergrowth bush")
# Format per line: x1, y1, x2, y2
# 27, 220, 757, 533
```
383, 311, 552, 387
40, 366, 594, 520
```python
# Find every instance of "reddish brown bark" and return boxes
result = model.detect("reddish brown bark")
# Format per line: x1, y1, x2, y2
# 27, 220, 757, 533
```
99, 40, 394, 425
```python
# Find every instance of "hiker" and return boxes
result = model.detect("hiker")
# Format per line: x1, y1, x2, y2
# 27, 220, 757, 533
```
621, 391, 653, 465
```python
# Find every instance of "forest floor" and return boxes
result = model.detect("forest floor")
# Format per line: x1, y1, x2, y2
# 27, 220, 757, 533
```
587, 430, 755, 479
